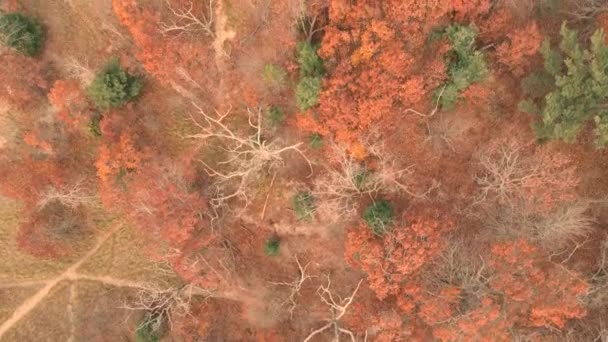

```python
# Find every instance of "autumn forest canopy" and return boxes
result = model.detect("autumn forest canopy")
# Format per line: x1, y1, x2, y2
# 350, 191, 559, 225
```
3, 0, 608, 341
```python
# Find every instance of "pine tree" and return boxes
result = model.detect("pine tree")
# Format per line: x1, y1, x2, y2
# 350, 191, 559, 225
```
521, 22, 608, 147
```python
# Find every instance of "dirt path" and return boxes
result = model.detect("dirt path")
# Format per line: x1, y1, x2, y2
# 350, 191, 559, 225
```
66, 284, 76, 342
212, 0, 235, 72
212, 0, 236, 106
0, 223, 124, 339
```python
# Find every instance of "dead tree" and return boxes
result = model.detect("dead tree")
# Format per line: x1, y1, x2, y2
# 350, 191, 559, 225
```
37, 179, 95, 209
269, 256, 315, 318
313, 143, 377, 219
474, 140, 542, 209
160, 0, 215, 38
314, 141, 437, 221
123, 283, 211, 333
303, 276, 364, 342
403, 86, 446, 143
299, 14, 324, 44
186, 104, 312, 212
63, 57, 94, 86
564, 0, 608, 20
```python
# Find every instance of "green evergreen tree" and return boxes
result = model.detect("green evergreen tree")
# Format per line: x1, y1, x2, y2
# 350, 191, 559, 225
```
521, 22, 608, 147
436, 24, 488, 110
88, 58, 142, 109
296, 76, 322, 111
363, 200, 394, 235
0, 13, 44, 56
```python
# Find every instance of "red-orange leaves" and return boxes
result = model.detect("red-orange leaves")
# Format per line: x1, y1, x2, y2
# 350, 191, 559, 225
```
128, 165, 207, 247
489, 239, 588, 329
345, 213, 452, 300
112, 0, 216, 91
96, 132, 144, 184
496, 21, 543, 76
48, 80, 90, 129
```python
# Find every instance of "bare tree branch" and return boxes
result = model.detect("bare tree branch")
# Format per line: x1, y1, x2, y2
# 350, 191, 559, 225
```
303, 276, 363, 342
269, 256, 315, 318
186, 104, 313, 212
160, 0, 215, 38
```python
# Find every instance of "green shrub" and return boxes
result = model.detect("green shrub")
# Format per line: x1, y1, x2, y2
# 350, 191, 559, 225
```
436, 24, 488, 110
294, 41, 324, 111
354, 169, 370, 191
520, 22, 608, 147
264, 237, 280, 256
363, 200, 394, 235
297, 41, 324, 77
135, 318, 160, 342
263, 63, 288, 91
0, 13, 44, 56
292, 191, 315, 220
267, 106, 284, 126
88, 58, 142, 109
296, 76, 322, 111
309, 133, 323, 149
88, 114, 102, 137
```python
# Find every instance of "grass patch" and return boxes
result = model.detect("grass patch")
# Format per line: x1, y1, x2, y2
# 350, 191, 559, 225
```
264, 237, 280, 256
292, 191, 315, 220
309, 133, 323, 149
266, 106, 284, 127
363, 200, 394, 235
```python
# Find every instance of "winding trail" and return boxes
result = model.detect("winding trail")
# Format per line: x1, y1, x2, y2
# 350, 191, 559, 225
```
0, 223, 124, 339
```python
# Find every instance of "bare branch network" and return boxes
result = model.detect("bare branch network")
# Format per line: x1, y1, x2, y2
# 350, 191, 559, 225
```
122, 283, 211, 333
160, 0, 215, 38
269, 256, 315, 318
37, 179, 96, 209
186, 103, 312, 211
304, 276, 364, 342
564, 0, 608, 21
314, 141, 438, 220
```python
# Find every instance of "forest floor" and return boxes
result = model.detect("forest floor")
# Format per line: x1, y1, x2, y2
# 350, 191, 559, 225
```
2, 0, 608, 341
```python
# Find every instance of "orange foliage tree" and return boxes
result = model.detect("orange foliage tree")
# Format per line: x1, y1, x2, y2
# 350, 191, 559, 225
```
306, 0, 500, 154
345, 211, 453, 300
48, 80, 91, 129
397, 239, 588, 341
488, 239, 588, 329
112, 0, 216, 92
0, 120, 95, 258
495, 21, 543, 76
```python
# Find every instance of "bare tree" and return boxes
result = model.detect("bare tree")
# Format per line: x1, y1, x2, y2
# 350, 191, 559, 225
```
535, 202, 595, 252
60, 56, 94, 86
314, 141, 437, 221
474, 140, 534, 209
564, 0, 608, 20
473, 140, 594, 252
313, 143, 376, 219
298, 14, 324, 44
160, 0, 215, 38
37, 179, 96, 210
269, 256, 315, 318
123, 283, 211, 333
303, 276, 364, 342
186, 104, 312, 212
